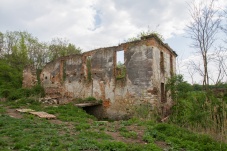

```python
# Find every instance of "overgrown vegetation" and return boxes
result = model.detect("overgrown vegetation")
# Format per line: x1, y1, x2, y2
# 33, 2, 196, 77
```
166, 74, 227, 142
125, 29, 164, 43
48, 37, 82, 61
0, 31, 81, 101
1, 99, 225, 151
144, 123, 227, 150
116, 62, 126, 80
0, 81, 44, 101
0, 100, 161, 150
72, 96, 102, 104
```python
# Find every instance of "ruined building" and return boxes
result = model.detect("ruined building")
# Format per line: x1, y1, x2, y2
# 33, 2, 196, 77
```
23, 35, 177, 119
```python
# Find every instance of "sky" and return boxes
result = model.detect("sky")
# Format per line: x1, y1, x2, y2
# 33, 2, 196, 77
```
1, 0, 227, 84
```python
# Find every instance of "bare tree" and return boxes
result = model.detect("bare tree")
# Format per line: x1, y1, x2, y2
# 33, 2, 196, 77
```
186, 63, 196, 84
187, 0, 221, 89
221, 9, 227, 40
209, 47, 227, 84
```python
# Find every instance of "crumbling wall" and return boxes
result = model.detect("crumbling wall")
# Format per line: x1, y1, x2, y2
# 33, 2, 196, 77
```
35, 36, 177, 119
22, 65, 37, 88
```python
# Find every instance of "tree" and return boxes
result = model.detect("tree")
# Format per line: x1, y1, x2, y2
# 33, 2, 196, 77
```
187, 0, 221, 89
165, 74, 192, 100
0, 32, 3, 56
1, 31, 50, 70
48, 38, 81, 61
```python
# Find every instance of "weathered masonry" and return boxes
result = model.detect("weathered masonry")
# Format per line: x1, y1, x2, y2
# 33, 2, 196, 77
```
23, 35, 177, 119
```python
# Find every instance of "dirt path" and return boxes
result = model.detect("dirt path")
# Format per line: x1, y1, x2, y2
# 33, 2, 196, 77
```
103, 121, 147, 145
6, 108, 23, 119
106, 131, 146, 144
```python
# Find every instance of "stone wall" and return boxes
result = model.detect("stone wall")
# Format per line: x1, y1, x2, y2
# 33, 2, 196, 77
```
25, 35, 177, 119
22, 65, 37, 88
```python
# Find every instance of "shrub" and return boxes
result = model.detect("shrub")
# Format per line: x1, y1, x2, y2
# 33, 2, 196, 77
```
145, 123, 227, 151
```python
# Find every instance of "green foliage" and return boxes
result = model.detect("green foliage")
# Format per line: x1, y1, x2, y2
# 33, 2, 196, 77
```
165, 74, 192, 100
167, 75, 227, 141
0, 106, 6, 114
125, 29, 164, 43
36, 68, 42, 84
6, 85, 45, 101
1, 99, 226, 151
0, 59, 23, 98
3, 31, 38, 71
143, 132, 155, 143
72, 96, 102, 104
5, 98, 42, 110
44, 103, 96, 122
0, 31, 48, 100
0, 101, 163, 151
1, 31, 81, 70
144, 123, 227, 150
84, 96, 96, 102
133, 103, 152, 119
192, 83, 227, 91
116, 63, 126, 80
170, 90, 227, 138
75, 123, 91, 131
192, 84, 203, 91
120, 130, 138, 139
48, 37, 81, 61
0, 59, 22, 97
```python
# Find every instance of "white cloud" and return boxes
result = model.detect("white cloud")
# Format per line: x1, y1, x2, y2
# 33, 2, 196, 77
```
179, 51, 227, 84
0, 0, 194, 50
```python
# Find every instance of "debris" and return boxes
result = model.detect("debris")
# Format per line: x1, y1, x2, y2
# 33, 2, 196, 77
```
39, 97, 59, 104
30, 111, 56, 119
16, 108, 56, 119
16, 109, 35, 113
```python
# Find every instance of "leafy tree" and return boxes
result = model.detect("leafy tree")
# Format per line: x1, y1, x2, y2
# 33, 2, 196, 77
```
48, 38, 81, 61
165, 74, 192, 100
0, 59, 22, 97
192, 84, 203, 91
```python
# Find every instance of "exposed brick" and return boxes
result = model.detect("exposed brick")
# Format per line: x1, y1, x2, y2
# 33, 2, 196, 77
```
23, 36, 177, 119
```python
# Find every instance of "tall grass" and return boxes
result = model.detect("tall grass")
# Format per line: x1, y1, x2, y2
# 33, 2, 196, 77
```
166, 75, 227, 142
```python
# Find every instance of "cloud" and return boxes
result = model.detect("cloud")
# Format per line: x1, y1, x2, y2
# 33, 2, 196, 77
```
0, 0, 193, 50
0, 0, 226, 52
178, 51, 227, 84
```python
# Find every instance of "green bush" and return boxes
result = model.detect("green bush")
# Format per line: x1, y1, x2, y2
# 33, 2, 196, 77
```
6, 85, 45, 101
73, 96, 102, 104
145, 123, 227, 151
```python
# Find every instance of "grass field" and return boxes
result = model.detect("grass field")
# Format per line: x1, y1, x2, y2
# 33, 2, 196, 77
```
0, 98, 226, 151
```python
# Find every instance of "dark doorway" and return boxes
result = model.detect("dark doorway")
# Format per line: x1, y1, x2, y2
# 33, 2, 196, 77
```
161, 83, 166, 102
82, 104, 105, 120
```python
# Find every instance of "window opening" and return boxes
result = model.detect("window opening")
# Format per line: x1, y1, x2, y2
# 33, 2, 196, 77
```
161, 83, 166, 102
160, 51, 164, 73
170, 55, 173, 76
86, 56, 92, 82
61, 60, 66, 82
117, 50, 124, 65
116, 50, 126, 80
